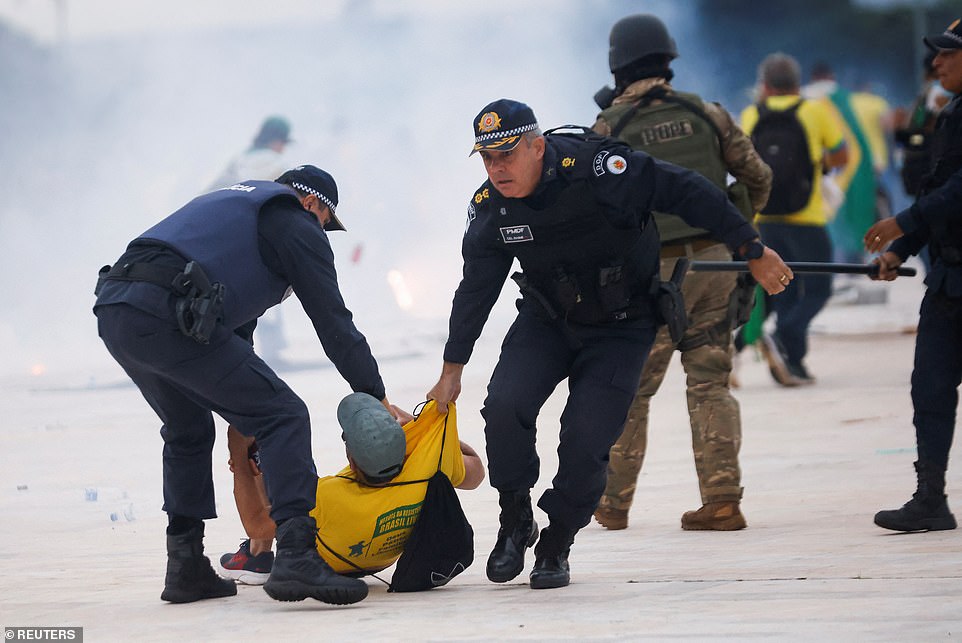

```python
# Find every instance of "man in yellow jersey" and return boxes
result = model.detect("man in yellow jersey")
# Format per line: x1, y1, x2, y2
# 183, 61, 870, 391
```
740, 53, 849, 385
218, 394, 484, 583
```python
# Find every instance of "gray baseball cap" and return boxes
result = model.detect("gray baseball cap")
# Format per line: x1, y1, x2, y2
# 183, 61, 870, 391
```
337, 393, 406, 481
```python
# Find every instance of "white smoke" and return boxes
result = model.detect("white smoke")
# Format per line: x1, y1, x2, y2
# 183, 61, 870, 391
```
0, 0, 689, 380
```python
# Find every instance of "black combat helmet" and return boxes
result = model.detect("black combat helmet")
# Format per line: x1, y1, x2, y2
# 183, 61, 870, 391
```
608, 14, 678, 72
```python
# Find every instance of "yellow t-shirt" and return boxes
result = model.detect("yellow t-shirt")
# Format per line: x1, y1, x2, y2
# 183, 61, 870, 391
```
310, 400, 466, 574
740, 95, 846, 226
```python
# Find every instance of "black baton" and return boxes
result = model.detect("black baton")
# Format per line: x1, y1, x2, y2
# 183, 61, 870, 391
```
689, 261, 917, 277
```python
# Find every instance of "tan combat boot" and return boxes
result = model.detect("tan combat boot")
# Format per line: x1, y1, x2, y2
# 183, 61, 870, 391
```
681, 502, 747, 531
593, 505, 629, 530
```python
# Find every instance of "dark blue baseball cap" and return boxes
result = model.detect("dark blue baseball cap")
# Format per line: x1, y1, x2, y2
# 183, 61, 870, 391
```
470, 99, 540, 156
275, 165, 345, 232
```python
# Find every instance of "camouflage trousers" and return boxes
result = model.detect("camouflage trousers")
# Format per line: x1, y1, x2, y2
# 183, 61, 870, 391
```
599, 242, 744, 511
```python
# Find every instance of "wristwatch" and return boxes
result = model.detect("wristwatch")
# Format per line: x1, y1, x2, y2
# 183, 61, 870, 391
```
741, 239, 765, 261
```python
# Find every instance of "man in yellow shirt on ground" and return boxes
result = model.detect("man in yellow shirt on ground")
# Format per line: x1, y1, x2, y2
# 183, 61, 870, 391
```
218, 394, 485, 583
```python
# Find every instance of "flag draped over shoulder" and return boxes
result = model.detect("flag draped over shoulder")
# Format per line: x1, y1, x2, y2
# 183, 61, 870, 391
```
825, 87, 876, 259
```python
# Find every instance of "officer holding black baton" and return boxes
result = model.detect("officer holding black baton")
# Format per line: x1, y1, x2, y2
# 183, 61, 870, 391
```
94, 165, 403, 605
864, 19, 962, 534
427, 99, 792, 590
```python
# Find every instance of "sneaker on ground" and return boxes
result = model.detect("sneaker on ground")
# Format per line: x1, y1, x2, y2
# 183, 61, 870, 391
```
218, 539, 274, 585
759, 334, 802, 387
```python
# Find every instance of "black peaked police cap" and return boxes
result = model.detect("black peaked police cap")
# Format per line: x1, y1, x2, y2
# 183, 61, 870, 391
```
925, 18, 962, 51
276, 165, 346, 232
470, 99, 539, 156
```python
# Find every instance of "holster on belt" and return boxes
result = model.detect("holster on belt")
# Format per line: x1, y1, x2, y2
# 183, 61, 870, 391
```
174, 262, 225, 344
652, 258, 689, 344
511, 271, 582, 350
95, 260, 225, 344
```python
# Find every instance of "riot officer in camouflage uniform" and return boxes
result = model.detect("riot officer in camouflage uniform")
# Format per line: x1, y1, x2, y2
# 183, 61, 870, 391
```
592, 14, 773, 532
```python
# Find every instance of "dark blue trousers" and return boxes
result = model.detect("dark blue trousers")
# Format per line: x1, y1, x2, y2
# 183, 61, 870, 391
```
481, 311, 656, 530
912, 290, 962, 470
96, 303, 317, 522
758, 222, 834, 365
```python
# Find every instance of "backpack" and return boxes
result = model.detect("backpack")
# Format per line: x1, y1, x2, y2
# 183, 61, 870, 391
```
605, 88, 732, 240
607, 86, 728, 189
387, 469, 474, 592
387, 407, 474, 592
316, 405, 474, 592
751, 101, 814, 215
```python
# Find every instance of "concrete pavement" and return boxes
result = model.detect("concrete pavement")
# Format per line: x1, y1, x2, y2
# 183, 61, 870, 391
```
2, 265, 960, 641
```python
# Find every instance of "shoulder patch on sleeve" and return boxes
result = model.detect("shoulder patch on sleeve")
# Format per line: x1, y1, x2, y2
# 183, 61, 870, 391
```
465, 201, 477, 234
466, 185, 493, 234
593, 150, 628, 176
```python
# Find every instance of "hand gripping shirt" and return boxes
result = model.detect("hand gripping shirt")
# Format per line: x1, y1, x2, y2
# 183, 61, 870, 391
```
310, 401, 466, 574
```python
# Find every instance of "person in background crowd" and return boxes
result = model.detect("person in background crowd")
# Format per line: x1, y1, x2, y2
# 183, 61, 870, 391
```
208, 115, 296, 366
804, 62, 876, 265
742, 53, 849, 385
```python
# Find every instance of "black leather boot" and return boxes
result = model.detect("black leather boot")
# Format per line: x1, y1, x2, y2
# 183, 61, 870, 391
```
486, 491, 539, 583
160, 523, 237, 603
264, 515, 369, 604
875, 461, 957, 532
529, 522, 576, 590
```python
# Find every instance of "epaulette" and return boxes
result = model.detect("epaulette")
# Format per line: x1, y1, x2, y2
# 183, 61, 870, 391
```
470, 183, 494, 210
465, 180, 495, 233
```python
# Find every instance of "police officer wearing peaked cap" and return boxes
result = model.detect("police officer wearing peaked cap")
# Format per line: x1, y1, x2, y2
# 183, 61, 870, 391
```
94, 164, 405, 606
865, 17, 962, 534
427, 98, 793, 590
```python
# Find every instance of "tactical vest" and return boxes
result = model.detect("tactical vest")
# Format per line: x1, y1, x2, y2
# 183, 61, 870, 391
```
601, 90, 727, 243
485, 134, 659, 324
138, 181, 297, 328
923, 96, 962, 264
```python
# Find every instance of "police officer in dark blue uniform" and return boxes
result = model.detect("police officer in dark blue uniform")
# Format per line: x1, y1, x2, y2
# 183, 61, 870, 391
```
427, 99, 793, 589
865, 18, 962, 533
94, 165, 403, 605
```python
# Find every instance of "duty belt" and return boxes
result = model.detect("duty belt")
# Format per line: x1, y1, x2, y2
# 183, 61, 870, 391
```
96, 260, 226, 345
660, 237, 720, 259
96, 262, 193, 296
